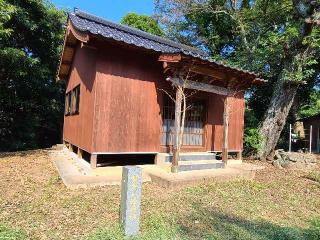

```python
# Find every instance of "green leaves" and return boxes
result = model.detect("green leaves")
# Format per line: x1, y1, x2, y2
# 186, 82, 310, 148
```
121, 13, 163, 36
244, 128, 263, 157
0, 0, 66, 151
299, 90, 320, 118
0, 0, 15, 38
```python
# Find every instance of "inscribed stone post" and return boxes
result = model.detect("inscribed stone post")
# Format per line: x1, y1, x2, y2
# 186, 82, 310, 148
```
120, 166, 142, 236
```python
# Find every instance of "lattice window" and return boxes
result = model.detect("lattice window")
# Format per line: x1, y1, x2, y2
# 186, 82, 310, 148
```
65, 84, 80, 116
161, 94, 206, 146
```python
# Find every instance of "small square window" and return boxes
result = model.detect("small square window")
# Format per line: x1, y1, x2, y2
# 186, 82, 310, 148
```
65, 92, 71, 115
65, 85, 80, 116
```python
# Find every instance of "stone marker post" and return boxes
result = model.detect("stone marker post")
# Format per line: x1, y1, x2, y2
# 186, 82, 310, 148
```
120, 166, 142, 236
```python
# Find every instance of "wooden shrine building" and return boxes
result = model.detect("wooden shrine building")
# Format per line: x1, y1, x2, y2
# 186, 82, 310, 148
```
57, 9, 265, 169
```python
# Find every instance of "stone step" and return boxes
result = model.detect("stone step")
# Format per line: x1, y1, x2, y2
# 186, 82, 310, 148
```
178, 160, 224, 172
51, 144, 64, 150
164, 153, 217, 162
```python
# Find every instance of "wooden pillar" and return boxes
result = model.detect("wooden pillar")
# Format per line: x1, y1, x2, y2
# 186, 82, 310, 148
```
222, 96, 229, 162
236, 151, 242, 161
77, 148, 83, 159
90, 154, 97, 169
172, 87, 183, 173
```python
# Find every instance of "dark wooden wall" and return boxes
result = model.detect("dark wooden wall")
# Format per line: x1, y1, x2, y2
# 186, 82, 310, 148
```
92, 44, 163, 152
207, 93, 245, 152
63, 44, 97, 153
64, 41, 245, 153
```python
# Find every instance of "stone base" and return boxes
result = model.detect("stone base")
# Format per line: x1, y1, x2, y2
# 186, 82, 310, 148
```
226, 159, 243, 166
273, 150, 318, 170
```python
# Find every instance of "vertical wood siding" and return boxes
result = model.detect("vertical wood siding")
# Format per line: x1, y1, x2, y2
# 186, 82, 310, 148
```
208, 92, 245, 151
93, 45, 163, 152
63, 44, 97, 152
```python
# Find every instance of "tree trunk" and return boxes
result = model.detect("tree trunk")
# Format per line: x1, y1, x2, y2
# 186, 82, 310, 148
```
172, 87, 182, 173
258, 80, 299, 160
257, 0, 317, 160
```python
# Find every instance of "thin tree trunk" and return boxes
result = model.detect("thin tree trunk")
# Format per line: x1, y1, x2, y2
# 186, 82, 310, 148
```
172, 87, 182, 173
258, 78, 299, 160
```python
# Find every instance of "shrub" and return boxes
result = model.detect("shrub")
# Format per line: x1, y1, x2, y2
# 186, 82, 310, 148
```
243, 128, 263, 157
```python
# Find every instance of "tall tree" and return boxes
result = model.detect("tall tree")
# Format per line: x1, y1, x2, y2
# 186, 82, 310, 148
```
0, 0, 65, 151
121, 12, 163, 36
155, 0, 320, 159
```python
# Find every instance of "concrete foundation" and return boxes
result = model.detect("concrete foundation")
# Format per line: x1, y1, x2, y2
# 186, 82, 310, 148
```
50, 147, 263, 189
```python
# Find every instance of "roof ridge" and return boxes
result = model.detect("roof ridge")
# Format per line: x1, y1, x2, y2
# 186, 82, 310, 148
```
73, 9, 208, 57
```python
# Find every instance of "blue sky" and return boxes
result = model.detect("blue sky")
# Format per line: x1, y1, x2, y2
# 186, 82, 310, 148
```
51, 0, 155, 23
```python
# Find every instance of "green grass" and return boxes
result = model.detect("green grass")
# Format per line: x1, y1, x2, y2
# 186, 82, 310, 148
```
0, 224, 27, 240
306, 171, 320, 183
84, 215, 186, 240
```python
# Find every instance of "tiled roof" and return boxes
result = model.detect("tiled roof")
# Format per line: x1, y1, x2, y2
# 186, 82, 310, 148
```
70, 9, 208, 58
69, 9, 264, 81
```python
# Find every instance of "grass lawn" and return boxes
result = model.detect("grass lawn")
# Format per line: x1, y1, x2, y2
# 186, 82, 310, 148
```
0, 150, 319, 240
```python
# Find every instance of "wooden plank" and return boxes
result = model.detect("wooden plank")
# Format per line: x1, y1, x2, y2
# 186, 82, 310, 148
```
190, 65, 226, 80
77, 148, 83, 159
222, 97, 229, 162
65, 43, 77, 48
93, 43, 162, 152
90, 154, 97, 169
209, 93, 245, 152
62, 60, 73, 65
158, 53, 182, 62
63, 44, 97, 152
236, 151, 242, 160
166, 77, 234, 96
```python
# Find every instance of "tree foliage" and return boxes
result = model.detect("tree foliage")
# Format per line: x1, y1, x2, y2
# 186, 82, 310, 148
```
299, 90, 320, 118
0, 0, 66, 151
121, 12, 163, 36
0, 0, 15, 37
155, 0, 320, 157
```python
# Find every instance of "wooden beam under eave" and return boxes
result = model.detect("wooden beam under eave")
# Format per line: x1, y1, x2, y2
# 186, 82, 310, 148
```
62, 60, 73, 65
158, 53, 182, 63
58, 74, 69, 81
166, 77, 235, 96
189, 65, 226, 80
65, 42, 77, 48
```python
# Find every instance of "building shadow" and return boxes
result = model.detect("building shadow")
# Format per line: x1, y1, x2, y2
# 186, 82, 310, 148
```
177, 204, 320, 240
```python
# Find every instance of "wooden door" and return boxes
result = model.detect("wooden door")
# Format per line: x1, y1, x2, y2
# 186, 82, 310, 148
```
161, 95, 206, 147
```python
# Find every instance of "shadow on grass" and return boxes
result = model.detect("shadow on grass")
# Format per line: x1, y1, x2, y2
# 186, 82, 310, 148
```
303, 171, 320, 184
84, 211, 320, 240
178, 206, 320, 240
